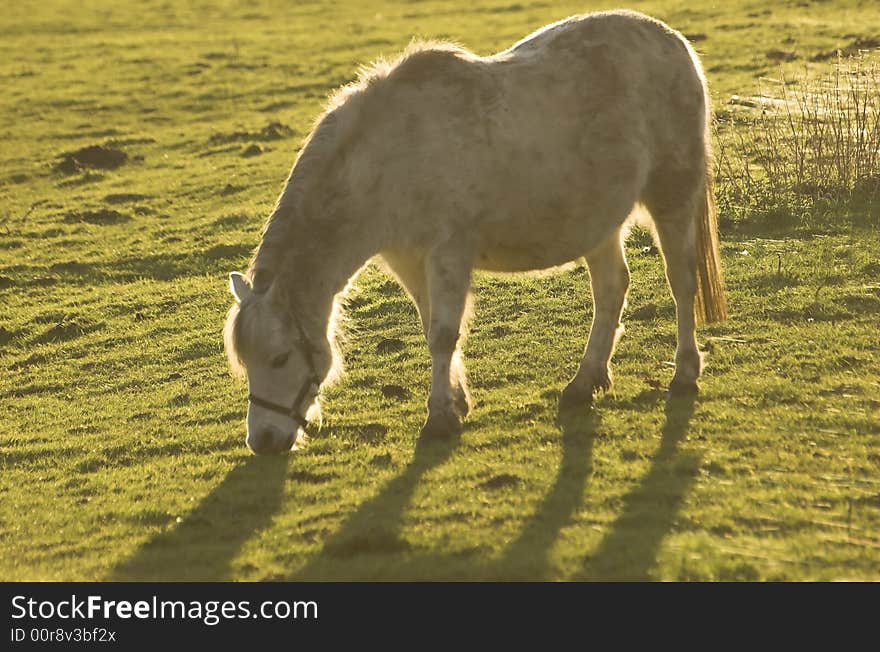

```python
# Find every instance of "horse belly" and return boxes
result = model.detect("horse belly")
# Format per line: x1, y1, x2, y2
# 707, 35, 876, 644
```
473, 210, 613, 272
469, 145, 634, 273
475, 244, 584, 272
467, 113, 643, 272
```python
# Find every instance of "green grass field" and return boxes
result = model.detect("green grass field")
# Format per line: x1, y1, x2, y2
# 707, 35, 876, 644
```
1, 0, 878, 581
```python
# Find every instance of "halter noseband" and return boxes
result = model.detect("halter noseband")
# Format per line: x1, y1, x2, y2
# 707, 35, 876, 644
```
247, 311, 320, 429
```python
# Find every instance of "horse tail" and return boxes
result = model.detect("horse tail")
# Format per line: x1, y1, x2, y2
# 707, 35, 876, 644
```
694, 142, 727, 324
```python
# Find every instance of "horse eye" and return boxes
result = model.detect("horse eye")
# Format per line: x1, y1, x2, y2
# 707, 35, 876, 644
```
270, 352, 290, 368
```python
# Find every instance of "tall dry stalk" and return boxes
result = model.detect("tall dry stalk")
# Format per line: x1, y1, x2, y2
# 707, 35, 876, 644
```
715, 55, 880, 224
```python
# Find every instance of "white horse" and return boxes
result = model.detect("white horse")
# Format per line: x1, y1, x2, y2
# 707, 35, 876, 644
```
224, 10, 727, 455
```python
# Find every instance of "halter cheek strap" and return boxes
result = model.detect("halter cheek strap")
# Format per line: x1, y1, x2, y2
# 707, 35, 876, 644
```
248, 311, 321, 429
248, 377, 316, 428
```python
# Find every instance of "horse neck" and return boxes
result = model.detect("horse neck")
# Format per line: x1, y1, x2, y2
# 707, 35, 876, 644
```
284, 234, 370, 321
255, 207, 376, 330
255, 122, 380, 326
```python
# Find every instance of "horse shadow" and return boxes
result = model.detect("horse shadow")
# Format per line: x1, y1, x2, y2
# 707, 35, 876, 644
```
291, 390, 696, 580
489, 405, 599, 579
294, 438, 458, 579
110, 455, 289, 581
112, 392, 697, 581
576, 393, 698, 580
293, 405, 600, 580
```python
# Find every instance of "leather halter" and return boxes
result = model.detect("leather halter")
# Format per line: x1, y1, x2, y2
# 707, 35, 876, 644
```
247, 312, 320, 429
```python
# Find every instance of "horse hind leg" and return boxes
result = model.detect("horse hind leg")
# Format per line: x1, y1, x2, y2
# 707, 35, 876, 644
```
644, 182, 703, 394
448, 304, 474, 420
561, 228, 630, 406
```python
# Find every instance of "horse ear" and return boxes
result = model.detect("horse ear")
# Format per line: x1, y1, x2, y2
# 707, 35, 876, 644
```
229, 272, 252, 304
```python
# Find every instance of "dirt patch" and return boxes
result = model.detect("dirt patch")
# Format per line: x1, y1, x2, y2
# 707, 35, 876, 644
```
50, 261, 90, 274
643, 376, 665, 391
3, 385, 65, 398
842, 294, 880, 314
380, 384, 410, 401
356, 423, 389, 443
629, 303, 659, 321
218, 411, 242, 423
75, 457, 106, 474
369, 452, 392, 467
241, 143, 263, 157
480, 473, 522, 490
766, 49, 798, 61
862, 261, 880, 276
34, 318, 104, 344
801, 301, 849, 321
55, 145, 128, 174
0, 326, 22, 345
209, 121, 295, 144
685, 33, 708, 43
376, 337, 405, 354
325, 532, 411, 558
219, 183, 244, 195
810, 36, 880, 61
204, 243, 251, 260
290, 470, 337, 484
25, 276, 58, 288
127, 510, 174, 527
64, 209, 130, 225
728, 95, 759, 108
8, 352, 49, 370
484, 3, 525, 13
104, 193, 151, 204
213, 213, 250, 228
169, 393, 190, 406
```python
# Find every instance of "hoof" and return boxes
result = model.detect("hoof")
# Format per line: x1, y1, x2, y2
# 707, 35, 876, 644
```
560, 382, 594, 409
667, 378, 699, 398
418, 411, 462, 444
561, 370, 611, 407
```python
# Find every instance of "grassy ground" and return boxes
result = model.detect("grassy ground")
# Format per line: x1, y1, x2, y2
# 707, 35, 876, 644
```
1, 0, 878, 581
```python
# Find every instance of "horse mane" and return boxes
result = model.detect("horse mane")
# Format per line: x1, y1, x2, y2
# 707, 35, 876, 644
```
249, 40, 477, 286
227, 40, 475, 382
247, 112, 341, 293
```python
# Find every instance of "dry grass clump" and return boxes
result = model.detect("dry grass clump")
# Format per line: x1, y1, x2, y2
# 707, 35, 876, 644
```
715, 55, 880, 228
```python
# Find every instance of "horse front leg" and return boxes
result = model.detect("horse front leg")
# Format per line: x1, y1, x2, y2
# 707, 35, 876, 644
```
561, 229, 630, 406
420, 242, 473, 442
382, 250, 472, 419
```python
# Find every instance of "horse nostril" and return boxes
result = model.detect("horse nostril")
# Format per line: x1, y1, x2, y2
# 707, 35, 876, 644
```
248, 427, 277, 455
248, 427, 296, 455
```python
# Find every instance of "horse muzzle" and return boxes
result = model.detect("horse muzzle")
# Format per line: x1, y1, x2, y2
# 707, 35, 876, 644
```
247, 426, 296, 455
